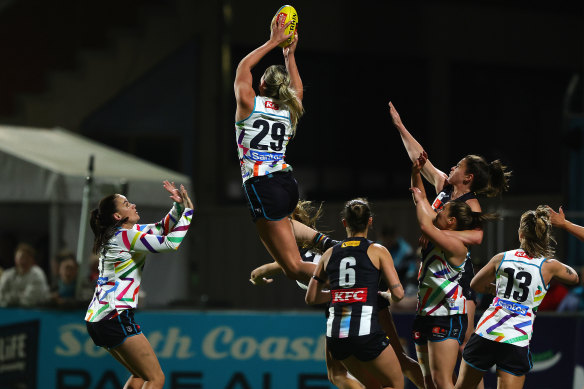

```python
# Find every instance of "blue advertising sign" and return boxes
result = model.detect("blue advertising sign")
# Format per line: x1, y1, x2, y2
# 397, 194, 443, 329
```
0, 309, 581, 389
0, 309, 332, 389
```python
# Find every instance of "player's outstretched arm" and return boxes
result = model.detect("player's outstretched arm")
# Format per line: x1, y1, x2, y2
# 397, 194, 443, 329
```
389, 101, 448, 192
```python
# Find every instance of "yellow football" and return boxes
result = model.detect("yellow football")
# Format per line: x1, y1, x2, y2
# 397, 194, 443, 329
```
271, 5, 298, 48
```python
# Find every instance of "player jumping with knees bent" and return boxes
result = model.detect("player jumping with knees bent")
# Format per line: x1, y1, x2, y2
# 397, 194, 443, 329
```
455, 206, 580, 389
234, 13, 315, 285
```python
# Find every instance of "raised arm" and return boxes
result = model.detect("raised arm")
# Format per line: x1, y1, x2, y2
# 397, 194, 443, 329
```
389, 102, 448, 193
137, 182, 191, 236
548, 206, 584, 242
283, 32, 302, 102
234, 17, 293, 121
411, 187, 468, 266
116, 207, 193, 253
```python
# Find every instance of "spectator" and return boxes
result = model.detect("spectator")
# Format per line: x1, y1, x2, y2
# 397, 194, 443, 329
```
379, 225, 414, 279
48, 250, 91, 308
0, 243, 50, 307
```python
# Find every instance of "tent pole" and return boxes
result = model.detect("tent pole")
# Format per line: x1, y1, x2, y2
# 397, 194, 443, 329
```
76, 155, 94, 299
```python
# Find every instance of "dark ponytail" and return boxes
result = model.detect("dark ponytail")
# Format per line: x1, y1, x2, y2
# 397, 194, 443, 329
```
464, 155, 511, 197
447, 202, 499, 231
90, 194, 127, 255
341, 198, 372, 233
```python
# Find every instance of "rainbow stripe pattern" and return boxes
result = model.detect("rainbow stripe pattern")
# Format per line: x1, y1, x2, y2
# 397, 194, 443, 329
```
416, 246, 467, 316
85, 204, 193, 322
474, 249, 548, 347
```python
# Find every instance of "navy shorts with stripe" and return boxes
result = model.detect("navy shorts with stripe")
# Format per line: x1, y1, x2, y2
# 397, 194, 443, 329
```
412, 314, 467, 346
86, 309, 142, 349
243, 170, 299, 222
463, 333, 532, 376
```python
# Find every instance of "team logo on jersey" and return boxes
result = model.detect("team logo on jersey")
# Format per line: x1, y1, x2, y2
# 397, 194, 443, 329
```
126, 326, 134, 333
332, 288, 367, 303
265, 101, 280, 110
341, 240, 361, 248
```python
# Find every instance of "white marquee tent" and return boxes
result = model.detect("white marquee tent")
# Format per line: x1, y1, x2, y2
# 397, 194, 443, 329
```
0, 126, 193, 306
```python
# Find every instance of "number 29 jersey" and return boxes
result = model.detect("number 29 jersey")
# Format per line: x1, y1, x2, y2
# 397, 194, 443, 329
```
475, 249, 548, 347
325, 238, 382, 339
235, 96, 294, 183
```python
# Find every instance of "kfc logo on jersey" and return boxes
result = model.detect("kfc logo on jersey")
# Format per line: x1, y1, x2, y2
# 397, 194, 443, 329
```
332, 288, 368, 303
515, 250, 533, 259
265, 101, 280, 110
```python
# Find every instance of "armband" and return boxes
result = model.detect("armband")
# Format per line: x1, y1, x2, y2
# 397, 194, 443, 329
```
312, 275, 325, 283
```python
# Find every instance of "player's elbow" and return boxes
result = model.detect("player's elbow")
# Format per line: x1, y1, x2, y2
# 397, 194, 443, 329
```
280, 261, 302, 280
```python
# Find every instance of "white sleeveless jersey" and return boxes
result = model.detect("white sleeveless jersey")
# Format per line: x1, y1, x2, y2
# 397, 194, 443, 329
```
475, 249, 548, 347
235, 96, 294, 183
417, 243, 467, 316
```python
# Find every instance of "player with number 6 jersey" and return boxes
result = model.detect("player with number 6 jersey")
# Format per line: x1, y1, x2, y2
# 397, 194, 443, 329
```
455, 206, 580, 389
306, 198, 406, 389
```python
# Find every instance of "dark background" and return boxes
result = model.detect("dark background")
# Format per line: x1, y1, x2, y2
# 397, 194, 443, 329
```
0, 0, 583, 308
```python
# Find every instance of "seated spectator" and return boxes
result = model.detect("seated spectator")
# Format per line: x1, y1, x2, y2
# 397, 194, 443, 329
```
0, 243, 50, 307
48, 250, 94, 308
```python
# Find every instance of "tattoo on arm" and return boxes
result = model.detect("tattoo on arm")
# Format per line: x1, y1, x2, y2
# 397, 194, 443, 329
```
389, 283, 402, 290
566, 267, 574, 275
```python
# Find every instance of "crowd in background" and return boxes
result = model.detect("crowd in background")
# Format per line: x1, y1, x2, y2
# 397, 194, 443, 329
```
0, 225, 583, 312
0, 241, 97, 309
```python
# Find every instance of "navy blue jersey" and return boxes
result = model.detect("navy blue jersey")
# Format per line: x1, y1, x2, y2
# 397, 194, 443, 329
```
431, 184, 477, 212
325, 237, 382, 338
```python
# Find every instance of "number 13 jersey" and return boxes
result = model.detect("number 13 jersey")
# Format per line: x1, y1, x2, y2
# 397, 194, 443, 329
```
475, 249, 549, 347
235, 96, 294, 183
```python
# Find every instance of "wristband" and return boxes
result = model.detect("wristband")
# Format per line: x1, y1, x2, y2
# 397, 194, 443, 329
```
312, 275, 325, 283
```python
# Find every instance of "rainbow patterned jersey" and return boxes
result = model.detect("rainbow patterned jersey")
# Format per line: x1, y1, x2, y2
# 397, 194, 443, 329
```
235, 96, 293, 183
85, 204, 193, 322
416, 243, 467, 316
475, 249, 548, 347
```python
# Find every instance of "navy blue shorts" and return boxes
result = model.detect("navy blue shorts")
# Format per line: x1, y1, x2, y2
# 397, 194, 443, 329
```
243, 170, 299, 222
327, 331, 390, 362
86, 309, 142, 349
463, 333, 532, 376
412, 314, 467, 346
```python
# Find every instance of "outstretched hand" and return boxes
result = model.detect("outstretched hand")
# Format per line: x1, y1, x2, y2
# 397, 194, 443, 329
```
547, 205, 566, 229
388, 101, 403, 127
283, 31, 298, 57
413, 151, 428, 173
163, 181, 183, 203
410, 186, 425, 203
180, 185, 194, 210
270, 14, 293, 46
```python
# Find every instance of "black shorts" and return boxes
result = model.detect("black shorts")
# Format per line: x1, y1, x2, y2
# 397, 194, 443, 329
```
243, 170, 299, 222
86, 309, 142, 349
327, 331, 390, 362
462, 333, 532, 376
412, 314, 467, 346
